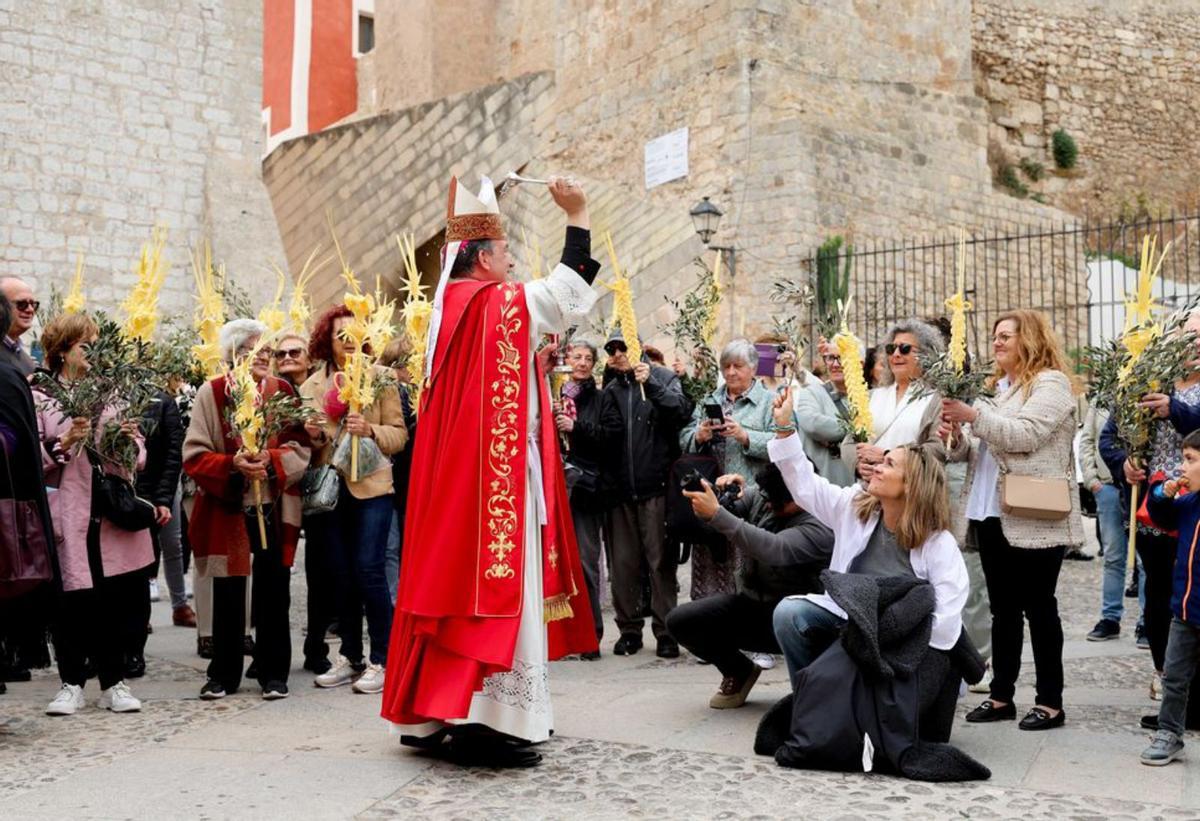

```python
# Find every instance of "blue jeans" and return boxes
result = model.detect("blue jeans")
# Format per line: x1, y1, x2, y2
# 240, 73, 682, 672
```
326, 487, 395, 666
1097, 483, 1146, 624
385, 510, 403, 607
772, 597, 846, 683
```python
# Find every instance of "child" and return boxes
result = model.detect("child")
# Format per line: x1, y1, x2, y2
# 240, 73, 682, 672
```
1141, 429, 1200, 766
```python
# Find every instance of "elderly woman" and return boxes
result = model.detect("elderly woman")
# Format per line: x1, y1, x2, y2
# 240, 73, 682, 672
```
301, 305, 406, 695
39, 313, 152, 716
184, 319, 310, 701
854, 320, 945, 479
943, 310, 1083, 731
681, 338, 778, 599
272, 331, 312, 390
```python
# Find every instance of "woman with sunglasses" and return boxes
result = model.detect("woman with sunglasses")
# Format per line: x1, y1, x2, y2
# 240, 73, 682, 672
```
38, 313, 152, 716
767, 386, 968, 684
271, 333, 312, 389
941, 310, 1083, 731
854, 320, 946, 480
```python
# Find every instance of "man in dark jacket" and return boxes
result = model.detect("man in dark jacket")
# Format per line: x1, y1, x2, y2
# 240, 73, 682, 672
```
126, 390, 185, 676
600, 328, 691, 658
555, 340, 607, 656
669, 463, 834, 708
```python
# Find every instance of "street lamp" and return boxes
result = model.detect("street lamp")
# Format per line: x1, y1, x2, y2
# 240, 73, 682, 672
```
689, 196, 735, 278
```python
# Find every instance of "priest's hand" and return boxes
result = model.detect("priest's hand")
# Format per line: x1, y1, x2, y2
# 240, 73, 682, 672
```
682, 479, 720, 522
549, 177, 588, 229
633, 362, 651, 384
536, 342, 558, 374
345, 412, 373, 438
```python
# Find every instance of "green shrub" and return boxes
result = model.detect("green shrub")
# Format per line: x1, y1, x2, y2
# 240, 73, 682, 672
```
1052, 129, 1078, 169
1019, 157, 1045, 181
998, 164, 1029, 198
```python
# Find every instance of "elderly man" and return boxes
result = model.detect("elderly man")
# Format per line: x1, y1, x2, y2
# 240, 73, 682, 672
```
0, 277, 38, 375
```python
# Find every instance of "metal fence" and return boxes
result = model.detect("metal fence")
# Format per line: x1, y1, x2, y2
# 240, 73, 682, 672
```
803, 213, 1200, 368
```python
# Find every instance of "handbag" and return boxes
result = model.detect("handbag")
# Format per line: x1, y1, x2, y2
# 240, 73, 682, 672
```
0, 439, 52, 598
991, 382, 1073, 521
301, 419, 345, 516
89, 452, 157, 532
331, 430, 389, 481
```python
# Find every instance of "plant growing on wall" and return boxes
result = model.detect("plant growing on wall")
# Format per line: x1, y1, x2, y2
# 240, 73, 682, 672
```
815, 235, 852, 338
1052, 129, 1078, 169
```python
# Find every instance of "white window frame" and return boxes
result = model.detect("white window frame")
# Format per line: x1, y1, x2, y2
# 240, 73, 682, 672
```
353, 0, 375, 58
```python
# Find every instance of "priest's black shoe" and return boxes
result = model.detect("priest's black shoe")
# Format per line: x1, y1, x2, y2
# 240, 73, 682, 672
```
1019, 707, 1066, 731
613, 635, 643, 656
446, 736, 542, 768
580, 650, 601, 661
965, 700, 1016, 722
656, 637, 680, 659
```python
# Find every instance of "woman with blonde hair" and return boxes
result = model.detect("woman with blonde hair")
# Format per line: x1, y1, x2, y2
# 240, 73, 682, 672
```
942, 309, 1083, 731
767, 386, 969, 683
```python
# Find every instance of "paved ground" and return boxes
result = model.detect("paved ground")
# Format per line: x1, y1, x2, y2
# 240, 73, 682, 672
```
2, 525, 1199, 820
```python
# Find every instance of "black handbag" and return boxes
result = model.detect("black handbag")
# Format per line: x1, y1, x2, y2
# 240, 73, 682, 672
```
88, 449, 156, 532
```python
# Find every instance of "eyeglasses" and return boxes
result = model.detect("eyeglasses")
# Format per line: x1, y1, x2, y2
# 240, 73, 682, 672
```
273, 347, 305, 361
885, 343, 916, 356
13, 300, 39, 312
821, 355, 842, 364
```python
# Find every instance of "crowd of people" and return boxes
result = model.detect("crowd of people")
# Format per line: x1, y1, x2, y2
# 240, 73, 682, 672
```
0, 198, 1197, 772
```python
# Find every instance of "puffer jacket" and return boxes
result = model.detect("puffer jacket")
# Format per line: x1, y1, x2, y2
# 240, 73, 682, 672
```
600, 365, 692, 502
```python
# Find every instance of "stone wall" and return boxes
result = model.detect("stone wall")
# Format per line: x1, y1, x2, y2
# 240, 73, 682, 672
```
974, 0, 1200, 216
0, 0, 285, 315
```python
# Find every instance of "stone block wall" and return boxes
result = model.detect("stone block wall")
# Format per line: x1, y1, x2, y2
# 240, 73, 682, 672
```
0, 0, 285, 317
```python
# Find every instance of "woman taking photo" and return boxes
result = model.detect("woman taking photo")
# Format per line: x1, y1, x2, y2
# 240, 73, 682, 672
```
301, 305, 406, 695
942, 310, 1083, 731
767, 386, 969, 683
854, 320, 945, 480
39, 313, 152, 716
184, 319, 311, 701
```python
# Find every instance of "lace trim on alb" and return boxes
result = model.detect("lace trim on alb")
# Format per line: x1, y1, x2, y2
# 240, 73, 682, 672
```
481, 659, 550, 715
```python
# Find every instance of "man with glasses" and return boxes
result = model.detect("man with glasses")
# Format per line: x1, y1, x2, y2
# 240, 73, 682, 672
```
0, 278, 39, 375
791, 340, 854, 487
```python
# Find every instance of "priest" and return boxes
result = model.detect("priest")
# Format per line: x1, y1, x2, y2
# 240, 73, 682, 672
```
381, 175, 600, 767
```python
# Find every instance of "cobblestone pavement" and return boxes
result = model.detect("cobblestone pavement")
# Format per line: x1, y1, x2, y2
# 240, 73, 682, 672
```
3, 535, 1200, 819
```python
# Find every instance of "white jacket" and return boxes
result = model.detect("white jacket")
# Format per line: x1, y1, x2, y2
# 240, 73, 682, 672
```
768, 433, 969, 650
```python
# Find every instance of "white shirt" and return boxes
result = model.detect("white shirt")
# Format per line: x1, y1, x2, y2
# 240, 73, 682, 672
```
965, 377, 1009, 522
869, 384, 935, 450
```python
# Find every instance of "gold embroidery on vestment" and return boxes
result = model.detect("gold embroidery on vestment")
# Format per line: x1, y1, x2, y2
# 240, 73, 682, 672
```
483, 284, 522, 581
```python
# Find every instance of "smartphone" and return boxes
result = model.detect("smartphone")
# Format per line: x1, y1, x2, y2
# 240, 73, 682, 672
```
755, 343, 786, 378
704, 403, 725, 422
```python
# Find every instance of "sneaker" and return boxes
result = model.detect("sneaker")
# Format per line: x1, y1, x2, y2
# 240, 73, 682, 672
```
1087, 619, 1121, 642
1141, 729, 1185, 766
1136, 625, 1150, 650
45, 683, 86, 716
1151, 672, 1163, 701
315, 654, 364, 688
199, 680, 227, 700
98, 681, 141, 713
749, 652, 776, 670
968, 662, 993, 694
262, 681, 290, 700
148, 579, 161, 602
352, 663, 385, 694
709, 666, 762, 709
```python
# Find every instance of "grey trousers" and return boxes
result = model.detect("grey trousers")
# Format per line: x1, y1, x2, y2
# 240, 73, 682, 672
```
1159, 617, 1200, 737
962, 549, 992, 661
610, 496, 677, 640
571, 503, 606, 641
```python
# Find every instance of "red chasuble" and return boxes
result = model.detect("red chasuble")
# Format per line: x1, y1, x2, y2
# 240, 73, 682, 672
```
381, 279, 597, 727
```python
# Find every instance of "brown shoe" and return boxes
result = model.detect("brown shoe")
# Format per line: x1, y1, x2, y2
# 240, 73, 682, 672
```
708, 666, 761, 709
173, 605, 197, 628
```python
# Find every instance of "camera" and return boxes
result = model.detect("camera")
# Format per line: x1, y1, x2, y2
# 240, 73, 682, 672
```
680, 470, 706, 493
717, 479, 743, 511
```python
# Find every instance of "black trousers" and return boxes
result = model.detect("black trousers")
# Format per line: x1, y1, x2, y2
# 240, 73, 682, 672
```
53, 568, 146, 690
1137, 529, 1177, 672
666, 593, 780, 679
302, 513, 335, 665
208, 514, 291, 690
976, 517, 1066, 710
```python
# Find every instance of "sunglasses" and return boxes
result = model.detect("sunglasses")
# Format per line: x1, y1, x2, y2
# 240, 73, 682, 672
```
14, 299, 39, 312
273, 347, 305, 361
885, 343, 916, 356
605, 343, 628, 355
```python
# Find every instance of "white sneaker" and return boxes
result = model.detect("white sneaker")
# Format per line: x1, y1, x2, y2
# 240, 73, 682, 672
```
352, 663, 385, 694
314, 654, 361, 688
98, 681, 142, 713
148, 579, 161, 602
1151, 672, 1164, 702
45, 683, 86, 716
969, 661, 993, 694
749, 652, 776, 671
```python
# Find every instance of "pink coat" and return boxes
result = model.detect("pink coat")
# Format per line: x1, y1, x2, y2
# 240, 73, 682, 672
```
35, 392, 153, 592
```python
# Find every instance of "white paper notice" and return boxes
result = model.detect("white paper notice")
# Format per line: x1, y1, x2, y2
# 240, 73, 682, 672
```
644, 127, 689, 190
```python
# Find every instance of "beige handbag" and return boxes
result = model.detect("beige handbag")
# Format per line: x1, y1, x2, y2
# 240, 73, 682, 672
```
999, 473, 1072, 520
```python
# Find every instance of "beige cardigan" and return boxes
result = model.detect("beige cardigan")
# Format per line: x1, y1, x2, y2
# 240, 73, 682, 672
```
949, 369, 1083, 549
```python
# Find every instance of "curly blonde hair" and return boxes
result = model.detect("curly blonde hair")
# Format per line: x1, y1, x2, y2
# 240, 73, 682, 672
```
988, 310, 1074, 397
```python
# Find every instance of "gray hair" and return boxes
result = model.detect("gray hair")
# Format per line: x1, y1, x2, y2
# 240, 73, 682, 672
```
219, 318, 269, 364
877, 319, 944, 386
719, 338, 759, 369
568, 339, 598, 361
